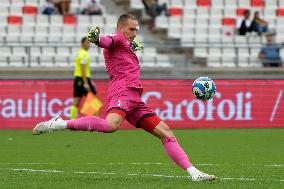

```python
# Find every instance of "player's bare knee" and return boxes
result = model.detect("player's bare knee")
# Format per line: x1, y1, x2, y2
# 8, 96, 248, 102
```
152, 121, 175, 139
106, 112, 124, 132
107, 121, 121, 132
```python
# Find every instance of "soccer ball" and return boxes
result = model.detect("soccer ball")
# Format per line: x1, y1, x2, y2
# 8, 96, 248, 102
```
192, 77, 216, 101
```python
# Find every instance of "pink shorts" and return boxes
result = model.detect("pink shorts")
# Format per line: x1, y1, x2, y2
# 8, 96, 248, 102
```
107, 98, 157, 128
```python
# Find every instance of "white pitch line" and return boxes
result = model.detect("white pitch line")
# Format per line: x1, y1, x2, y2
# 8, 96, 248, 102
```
270, 90, 283, 122
7, 168, 284, 182
12, 168, 63, 173
263, 164, 284, 167
107, 162, 163, 165
2, 162, 284, 167
0, 163, 54, 165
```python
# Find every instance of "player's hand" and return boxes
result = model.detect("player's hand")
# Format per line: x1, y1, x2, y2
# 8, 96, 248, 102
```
131, 40, 144, 51
83, 83, 90, 91
87, 26, 100, 44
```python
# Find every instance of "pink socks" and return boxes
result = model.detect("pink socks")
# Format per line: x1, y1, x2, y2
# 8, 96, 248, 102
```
67, 116, 110, 133
162, 137, 192, 170
67, 117, 191, 170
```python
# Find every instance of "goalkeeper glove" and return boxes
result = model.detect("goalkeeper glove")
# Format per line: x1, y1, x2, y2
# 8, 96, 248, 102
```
87, 26, 100, 45
131, 40, 144, 51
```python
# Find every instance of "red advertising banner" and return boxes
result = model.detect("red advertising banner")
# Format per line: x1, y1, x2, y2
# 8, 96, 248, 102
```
0, 80, 283, 129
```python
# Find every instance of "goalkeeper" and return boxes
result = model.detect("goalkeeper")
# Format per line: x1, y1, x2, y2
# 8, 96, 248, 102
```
70, 37, 97, 119
33, 14, 216, 182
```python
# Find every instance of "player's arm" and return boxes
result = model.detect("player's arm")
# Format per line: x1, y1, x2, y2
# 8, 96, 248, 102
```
77, 55, 90, 91
87, 26, 121, 49
81, 64, 90, 91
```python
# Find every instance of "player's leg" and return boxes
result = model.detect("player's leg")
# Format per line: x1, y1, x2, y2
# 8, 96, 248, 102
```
32, 110, 126, 135
70, 97, 81, 120
70, 77, 85, 120
131, 102, 215, 181
150, 121, 215, 181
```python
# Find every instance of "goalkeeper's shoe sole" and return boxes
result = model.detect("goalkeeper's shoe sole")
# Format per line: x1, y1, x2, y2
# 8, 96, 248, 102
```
191, 173, 216, 182
32, 116, 64, 135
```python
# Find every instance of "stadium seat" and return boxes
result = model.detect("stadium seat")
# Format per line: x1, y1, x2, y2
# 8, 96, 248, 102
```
168, 27, 181, 39
36, 15, 49, 26
238, 0, 250, 8
42, 47, 56, 57
143, 47, 157, 56
130, 0, 144, 10
184, 0, 197, 7
251, 0, 265, 7
77, 15, 90, 26
156, 55, 172, 67
265, 0, 277, 8
263, 8, 276, 19
35, 26, 48, 41
10, 6, 23, 16
40, 56, 54, 67
209, 48, 222, 57
104, 25, 115, 34
2, 47, 12, 56
155, 16, 168, 29
90, 16, 104, 26
76, 26, 89, 39
10, 47, 27, 67
210, 7, 223, 18
211, 0, 224, 8
0, 6, 9, 16
54, 55, 69, 67
197, 0, 211, 7
142, 56, 156, 67
23, 15, 36, 26
25, 0, 39, 6
21, 25, 35, 42
22, 6, 38, 15
64, 15, 77, 25
222, 18, 236, 26
224, 7, 236, 17
277, 9, 284, 17
168, 8, 183, 16
236, 8, 247, 16
63, 25, 76, 37
170, 0, 183, 7
105, 15, 118, 27
183, 7, 196, 17
11, 0, 24, 6
221, 57, 236, 67
50, 15, 63, 26
197, 7, 210, 18
8, 16, 22, 25
7, 25, 21, 42
223, 48, 236, 58
225, 0, 237, 8
195, 48, 208, 57
207, 57, 221, 67
0, 26, 7, 39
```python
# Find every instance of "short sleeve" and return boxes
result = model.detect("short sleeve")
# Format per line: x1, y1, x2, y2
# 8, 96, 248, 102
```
76, 52, 87, 65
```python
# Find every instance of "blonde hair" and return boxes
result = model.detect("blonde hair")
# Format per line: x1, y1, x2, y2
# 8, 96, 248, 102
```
117, 13, 138, 27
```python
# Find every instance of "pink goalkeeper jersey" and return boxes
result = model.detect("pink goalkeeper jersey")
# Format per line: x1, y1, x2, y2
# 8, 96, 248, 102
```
99, 32, 143, 101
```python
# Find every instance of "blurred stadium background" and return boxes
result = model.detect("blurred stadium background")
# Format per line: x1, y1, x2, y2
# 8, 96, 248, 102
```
0, 0, 284, 188
1, 0, 284, 79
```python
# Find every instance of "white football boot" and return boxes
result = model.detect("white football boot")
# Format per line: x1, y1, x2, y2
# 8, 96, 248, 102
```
187, 166, 216, 181
32, 116, 67, 135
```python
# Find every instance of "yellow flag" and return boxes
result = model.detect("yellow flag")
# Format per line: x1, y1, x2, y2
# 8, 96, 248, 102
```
80, 92, 103, 116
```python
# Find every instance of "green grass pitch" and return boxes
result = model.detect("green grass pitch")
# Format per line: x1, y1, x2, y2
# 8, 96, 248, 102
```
0, 129, 283, 189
